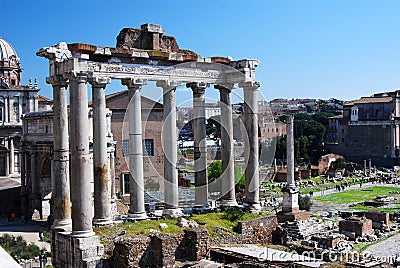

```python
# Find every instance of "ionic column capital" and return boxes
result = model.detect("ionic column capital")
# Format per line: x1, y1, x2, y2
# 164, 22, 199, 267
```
156, 80, 181, 91
239, 81, 260, 90
64, 71, 87, 83
187, 82, 208, 95
214, 83, 235, 93
46, 75, 68, 87
121, 78, 147, 89
88, 77, 111, 88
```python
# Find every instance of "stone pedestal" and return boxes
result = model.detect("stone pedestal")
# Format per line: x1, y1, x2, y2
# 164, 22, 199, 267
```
277, 210, 311, 223
52, 231, 104, 268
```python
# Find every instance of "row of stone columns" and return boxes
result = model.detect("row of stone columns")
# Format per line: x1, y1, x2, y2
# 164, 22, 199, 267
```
49, 74, 260, 235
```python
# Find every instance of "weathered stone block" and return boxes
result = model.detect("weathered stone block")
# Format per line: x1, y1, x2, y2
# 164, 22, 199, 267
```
339, 217, 373, 239
365, 210, 391, 227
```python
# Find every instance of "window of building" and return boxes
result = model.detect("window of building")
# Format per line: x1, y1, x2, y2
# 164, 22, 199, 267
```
122, 139, 129, 157
122, 173, 130, 194
122, 139, 154, 157
143, 139, 154, 156
11, 79, 16, 86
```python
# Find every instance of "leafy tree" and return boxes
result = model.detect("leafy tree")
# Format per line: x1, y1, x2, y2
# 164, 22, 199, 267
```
313, 112, 334, 128
332, 158, 346, 170
208, 160, 222, 183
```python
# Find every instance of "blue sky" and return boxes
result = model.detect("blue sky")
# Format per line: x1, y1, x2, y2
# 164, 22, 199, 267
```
1, 0, 399, 104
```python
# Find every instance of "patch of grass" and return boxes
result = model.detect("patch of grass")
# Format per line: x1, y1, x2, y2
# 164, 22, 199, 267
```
95, 212, 269, 241
94, 218, 182, 239
314, 186, 400, 204
349, 204, 400, 213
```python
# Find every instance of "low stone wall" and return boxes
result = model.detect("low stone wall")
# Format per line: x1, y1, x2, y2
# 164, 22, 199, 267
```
113, 228, 209, 268
113, 235, 151, 268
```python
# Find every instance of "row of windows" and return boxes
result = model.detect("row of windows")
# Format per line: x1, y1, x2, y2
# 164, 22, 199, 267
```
122, 139, 154, 157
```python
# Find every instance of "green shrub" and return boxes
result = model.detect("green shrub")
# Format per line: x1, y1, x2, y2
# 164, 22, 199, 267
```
222, 207, 244, 222
299, 195, 313, 211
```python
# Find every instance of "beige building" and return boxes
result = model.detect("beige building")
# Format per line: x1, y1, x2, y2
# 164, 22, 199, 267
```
100, 90, 164, 196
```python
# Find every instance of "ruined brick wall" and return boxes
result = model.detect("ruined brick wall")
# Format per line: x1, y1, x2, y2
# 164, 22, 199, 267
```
212, 216, 278, 245
339, 218, 373, 237
113, 235, 151, 268
365, 211, 391, 226
113, 228, 209, 268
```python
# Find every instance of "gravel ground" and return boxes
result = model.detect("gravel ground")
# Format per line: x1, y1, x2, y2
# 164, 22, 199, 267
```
364, 233, 400, 262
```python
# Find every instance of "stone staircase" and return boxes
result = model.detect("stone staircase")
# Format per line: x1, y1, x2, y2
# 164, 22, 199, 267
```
283, 219, 331, 240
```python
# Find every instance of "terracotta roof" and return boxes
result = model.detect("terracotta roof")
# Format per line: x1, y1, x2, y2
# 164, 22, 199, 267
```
38, 95, 53, 103
354, 97, 393, 104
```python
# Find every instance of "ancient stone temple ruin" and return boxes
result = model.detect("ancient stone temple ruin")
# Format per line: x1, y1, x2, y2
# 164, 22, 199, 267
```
37, 23, 261, 267
278, 116, 310, 222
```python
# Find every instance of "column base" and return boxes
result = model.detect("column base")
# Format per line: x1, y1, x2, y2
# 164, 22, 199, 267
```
93, 217, 113, 226
53, 231, 104, 267
277, 210, 310, 223
221, 199, 238, 208
243, 202, 262, 213
127, 212, 148, 221
51, 219, 72, 232
163, 208, 183, 219
69, 229, 96, 238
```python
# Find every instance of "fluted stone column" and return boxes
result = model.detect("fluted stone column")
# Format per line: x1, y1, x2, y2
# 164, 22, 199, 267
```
157, 81, 182, 217
47, 76, 72, 231
90, 77, 112, 225
216, 84, 237, 207
69, 73, 94, 237
242, 82, 261, 211
187, 82, 209, 206
122, 79, 147, 220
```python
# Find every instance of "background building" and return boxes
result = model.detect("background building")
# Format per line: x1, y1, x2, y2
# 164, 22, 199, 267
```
327, 91, 400, 167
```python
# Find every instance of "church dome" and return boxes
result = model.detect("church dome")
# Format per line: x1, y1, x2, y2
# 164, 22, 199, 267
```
0, 37, 19, 62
